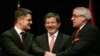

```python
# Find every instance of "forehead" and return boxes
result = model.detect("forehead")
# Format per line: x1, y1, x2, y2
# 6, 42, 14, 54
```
26, 14, 32, 17
24, 14, 32, 19
46, 17, 57, 21
73, 9, 81, 15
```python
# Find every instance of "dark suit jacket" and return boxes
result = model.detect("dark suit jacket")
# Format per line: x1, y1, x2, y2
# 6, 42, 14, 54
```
35, 32, 71, 54
0, 28, 44, 56
57, 23, 100, 56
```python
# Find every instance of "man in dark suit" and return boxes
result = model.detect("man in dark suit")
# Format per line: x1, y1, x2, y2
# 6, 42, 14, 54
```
55, 7, 100, 56
35, 12, 71, 56
0, 8, 45, 56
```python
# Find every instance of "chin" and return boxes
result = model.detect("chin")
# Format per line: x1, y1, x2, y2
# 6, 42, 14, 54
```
25, 27, 31, 30
49, 31, 55, 35
28, 28, 31, 30
27, 26, 31, 29
49, 32, 54, 35
72, 25, 75, 27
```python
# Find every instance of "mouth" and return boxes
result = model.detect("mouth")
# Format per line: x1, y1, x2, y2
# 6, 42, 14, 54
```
48, 26, 54, 29
28, 24, 32, 26
72, 21, 75, 24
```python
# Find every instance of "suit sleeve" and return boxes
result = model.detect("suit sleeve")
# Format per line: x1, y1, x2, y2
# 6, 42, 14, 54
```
31, 37, 45, 56
0, 34, 33, 56
56, 27, 99, 56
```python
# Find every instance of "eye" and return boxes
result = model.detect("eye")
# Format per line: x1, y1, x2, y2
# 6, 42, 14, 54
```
24, 19, 32, 22
72, 14, 84, 18
28, 19, 32, 21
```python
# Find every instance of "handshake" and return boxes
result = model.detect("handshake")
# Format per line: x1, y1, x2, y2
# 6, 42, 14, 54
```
44, 51, 56, 56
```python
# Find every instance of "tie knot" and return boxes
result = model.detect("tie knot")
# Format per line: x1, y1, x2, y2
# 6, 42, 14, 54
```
50, 35, 55, 38
76, 29, 80, 34
20, 32, 26, 36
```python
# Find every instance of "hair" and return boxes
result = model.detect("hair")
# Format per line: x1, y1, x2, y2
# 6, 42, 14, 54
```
74, 7, 92, 20
14, 8, 32, 23
44, 12, 60, 23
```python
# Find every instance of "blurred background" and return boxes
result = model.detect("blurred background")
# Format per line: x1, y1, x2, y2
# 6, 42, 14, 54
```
0, 0, 100, 36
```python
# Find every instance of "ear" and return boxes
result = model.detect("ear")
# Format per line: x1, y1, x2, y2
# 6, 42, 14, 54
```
82, 16, 86, 21
17, 17, 21, 22
17, 16, 24, 23
58, 22, 61, 27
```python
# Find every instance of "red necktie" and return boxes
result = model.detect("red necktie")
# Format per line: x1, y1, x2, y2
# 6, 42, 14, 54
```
74, 29, 80, 37
49, 35, 55, 52
73, 29, 80, 42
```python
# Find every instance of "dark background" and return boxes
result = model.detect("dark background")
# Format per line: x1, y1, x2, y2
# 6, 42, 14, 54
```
0, 0, 100, 36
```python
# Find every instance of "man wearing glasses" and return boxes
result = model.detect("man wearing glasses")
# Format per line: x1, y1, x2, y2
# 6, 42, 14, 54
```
46, 7, 100, 56
0, 8, 45, 56
57, 7, 100, 56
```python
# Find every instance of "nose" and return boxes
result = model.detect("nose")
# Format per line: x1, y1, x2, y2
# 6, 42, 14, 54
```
47, 22, 53, 27
49, 23, 52, 26
30, 21, 32, 24
71, 17, 74, 21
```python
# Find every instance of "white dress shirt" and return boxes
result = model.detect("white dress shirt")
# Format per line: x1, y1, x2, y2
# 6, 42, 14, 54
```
48, 31, 59, 46
14, 26, 25, 42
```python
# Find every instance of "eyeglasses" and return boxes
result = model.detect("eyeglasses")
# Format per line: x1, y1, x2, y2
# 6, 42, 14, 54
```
72, 14, 84, 18
21, 18, 32, 22
23, 19, 32, 22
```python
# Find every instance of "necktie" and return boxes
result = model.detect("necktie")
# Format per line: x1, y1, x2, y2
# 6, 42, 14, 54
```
73, 29, 80, 42
74, 29, 80, 38
20, 32, 26, 43
49, 35, 55, 52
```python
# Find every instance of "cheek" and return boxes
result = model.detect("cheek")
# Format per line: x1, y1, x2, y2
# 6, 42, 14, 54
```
74, 19, 80, 23
45, 24, 48, 28
77, 19, 83, 23
23, 22, 29, 26
73, 20, 79, 26
25, 21, 29, 25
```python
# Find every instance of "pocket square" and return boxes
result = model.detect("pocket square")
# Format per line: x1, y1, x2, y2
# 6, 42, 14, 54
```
73, 37, 80, 42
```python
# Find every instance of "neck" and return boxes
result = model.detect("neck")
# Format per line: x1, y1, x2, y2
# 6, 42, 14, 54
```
15, 23, 24, 31
78, 22, 87, 29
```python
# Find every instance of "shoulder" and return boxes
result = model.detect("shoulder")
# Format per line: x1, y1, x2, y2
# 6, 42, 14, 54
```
1, 28, 13, 36
59, 32, 70, 37
0, 28, 14, 40
26, 32, 34, 37
35, 33, 47, 39
82, 23, 99, 33
59, 32, 71, 39
58, 32, 71, 43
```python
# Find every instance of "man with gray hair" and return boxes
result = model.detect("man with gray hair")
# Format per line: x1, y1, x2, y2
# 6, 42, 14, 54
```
48, 7, 100, 56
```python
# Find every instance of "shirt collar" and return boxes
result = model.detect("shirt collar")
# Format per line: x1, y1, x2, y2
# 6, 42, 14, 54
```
14, 26, 24, 35
48, 30, 59, 38
79, 23, 86, 30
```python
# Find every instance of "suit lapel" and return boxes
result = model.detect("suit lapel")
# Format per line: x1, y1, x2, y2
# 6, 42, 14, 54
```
52, 33, 63, 52
10, 28, 24, 49
79, 23, 89, 34
44, 34, 50, 51
23, 32, 33, 51
74, 23, 89, 38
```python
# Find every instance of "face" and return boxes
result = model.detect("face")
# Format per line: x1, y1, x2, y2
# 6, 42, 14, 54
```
45, 17, 60, 35
19, 14, 32, 30
71, 9, 85, 28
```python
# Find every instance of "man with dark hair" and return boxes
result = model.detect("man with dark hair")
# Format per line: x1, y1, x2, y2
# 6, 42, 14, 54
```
0, 8, 44, 56
35, 12, 71, 56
